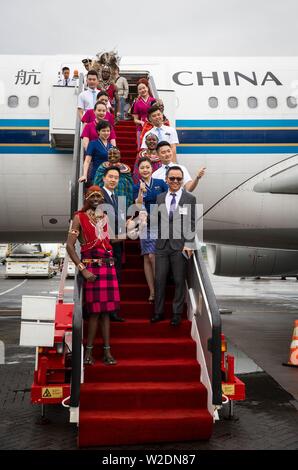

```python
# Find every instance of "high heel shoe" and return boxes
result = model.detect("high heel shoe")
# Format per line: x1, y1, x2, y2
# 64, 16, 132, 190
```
84, 345, 95, 365
102, 345, 117, 365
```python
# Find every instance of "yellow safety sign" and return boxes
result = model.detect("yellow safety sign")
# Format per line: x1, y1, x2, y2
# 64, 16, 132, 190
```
222, 384, 235, 396
42, 387, 63, 399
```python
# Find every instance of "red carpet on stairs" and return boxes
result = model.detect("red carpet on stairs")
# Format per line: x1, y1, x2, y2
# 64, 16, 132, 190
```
78, 120, 213, 447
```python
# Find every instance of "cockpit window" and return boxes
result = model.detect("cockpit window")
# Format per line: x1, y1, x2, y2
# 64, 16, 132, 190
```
8, 95, 19, 108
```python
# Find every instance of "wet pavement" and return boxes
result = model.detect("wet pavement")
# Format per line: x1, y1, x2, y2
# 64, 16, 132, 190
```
0, 264, 297, 450
209, 272, 298, 401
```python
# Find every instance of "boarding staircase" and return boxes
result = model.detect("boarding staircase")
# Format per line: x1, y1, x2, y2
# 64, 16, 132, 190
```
18, 73, 224, 445
65, 116, 221, 447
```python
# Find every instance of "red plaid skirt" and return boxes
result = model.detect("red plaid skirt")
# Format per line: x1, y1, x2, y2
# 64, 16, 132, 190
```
82, 247, 120, 314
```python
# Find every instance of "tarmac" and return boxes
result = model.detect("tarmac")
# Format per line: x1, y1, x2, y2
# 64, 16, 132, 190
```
0, 264, 297, 450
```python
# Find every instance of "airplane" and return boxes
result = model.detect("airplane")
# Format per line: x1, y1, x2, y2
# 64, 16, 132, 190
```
1, 54, 298, 277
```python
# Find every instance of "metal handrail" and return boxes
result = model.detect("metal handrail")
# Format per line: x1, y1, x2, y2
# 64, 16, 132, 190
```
69, 271, 83, 408
70, 73, 84, 218
70, 174, 84, 408
186, 237, 222, 406
69, 73, 85, 409
148, 75, 159, 100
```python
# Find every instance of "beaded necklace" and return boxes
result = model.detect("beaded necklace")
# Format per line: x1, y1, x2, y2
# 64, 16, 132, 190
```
86, 210, 112, 254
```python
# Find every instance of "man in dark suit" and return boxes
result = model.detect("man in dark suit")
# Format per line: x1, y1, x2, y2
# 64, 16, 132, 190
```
102, 166, 125, 322
151, 166, 197, 326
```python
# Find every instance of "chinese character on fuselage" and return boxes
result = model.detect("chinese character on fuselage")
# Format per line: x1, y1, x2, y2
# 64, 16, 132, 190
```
15, 69, 41, 85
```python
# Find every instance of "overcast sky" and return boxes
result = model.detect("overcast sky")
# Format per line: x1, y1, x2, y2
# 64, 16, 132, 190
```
1, 0, 298, 56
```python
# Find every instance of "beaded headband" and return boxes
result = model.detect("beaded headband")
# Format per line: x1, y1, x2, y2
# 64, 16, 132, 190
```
85, 190, 104, 200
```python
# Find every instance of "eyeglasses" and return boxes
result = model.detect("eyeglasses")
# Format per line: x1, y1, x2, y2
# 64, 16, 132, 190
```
168, 176, 183, 182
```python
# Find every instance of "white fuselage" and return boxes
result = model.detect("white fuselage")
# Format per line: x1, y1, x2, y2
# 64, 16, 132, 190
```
1, 55, 298, 248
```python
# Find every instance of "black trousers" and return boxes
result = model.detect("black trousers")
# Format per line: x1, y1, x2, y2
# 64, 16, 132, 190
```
154, 241, 187, 317
111, 241, 123, 284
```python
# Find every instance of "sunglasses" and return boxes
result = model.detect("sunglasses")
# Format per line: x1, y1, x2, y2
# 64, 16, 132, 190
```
168, 176, 183, 182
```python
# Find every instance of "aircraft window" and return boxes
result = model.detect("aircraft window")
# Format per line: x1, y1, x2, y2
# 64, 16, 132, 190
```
287, 96, 297, 108
267, 96, 278, 108
228, 96, 238, 108
208, 97, 218, 108
8, 95, 19, 108
28, 96, 39, 108
247, 96, 258, 108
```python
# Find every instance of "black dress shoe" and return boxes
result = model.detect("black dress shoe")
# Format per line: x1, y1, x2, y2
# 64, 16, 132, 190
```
170, 315, 181, 326
110, 313, 125, 322
150, 314, 164, 323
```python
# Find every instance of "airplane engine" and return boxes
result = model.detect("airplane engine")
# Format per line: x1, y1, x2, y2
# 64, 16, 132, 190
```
206, 244, 298, 277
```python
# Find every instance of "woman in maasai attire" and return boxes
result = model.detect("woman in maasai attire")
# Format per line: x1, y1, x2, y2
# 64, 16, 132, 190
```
79, 120, 113, 184
133, 133, 161, 184
94, 147, 134, 209
139, 99, 170, 143
81, 102, 116, 150
133, 157, 168, 302
66, 186, 120, 365
132, 79, 155, 148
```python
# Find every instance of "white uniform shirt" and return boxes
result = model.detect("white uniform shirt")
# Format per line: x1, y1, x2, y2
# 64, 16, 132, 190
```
152, 162, 192, 185
77, 88, 98, 111
141, 125, 179, 148
165, 188, 183, 214
57, 78, 75, 86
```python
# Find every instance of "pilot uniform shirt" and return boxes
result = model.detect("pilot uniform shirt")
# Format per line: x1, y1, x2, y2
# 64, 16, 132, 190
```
152, 162, 192, 185
78, 88, 98, 111
57, 78, 75, 86
141, 125, 179, 148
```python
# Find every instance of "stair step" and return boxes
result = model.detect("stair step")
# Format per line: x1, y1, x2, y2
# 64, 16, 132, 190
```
119, 300, 186, 318
124, 240, 139, 251
119, 151, 138, 158
125, 254, 143, 268
79, 408, 213, 447
89, 337, 196, 360
84, 358, 201, 382
111, 318, 191, 338
120, 268, 146, 283
116, 132, 136, 138
80, 381, 207, 411
115, 121, 136, 128
118, 139, 136, 144
118, 143, 138, 150
120, 283, 175, 300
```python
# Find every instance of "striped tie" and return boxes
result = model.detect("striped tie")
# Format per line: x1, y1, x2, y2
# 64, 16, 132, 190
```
169, 192, 176, 221
156, 127, 163, 141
